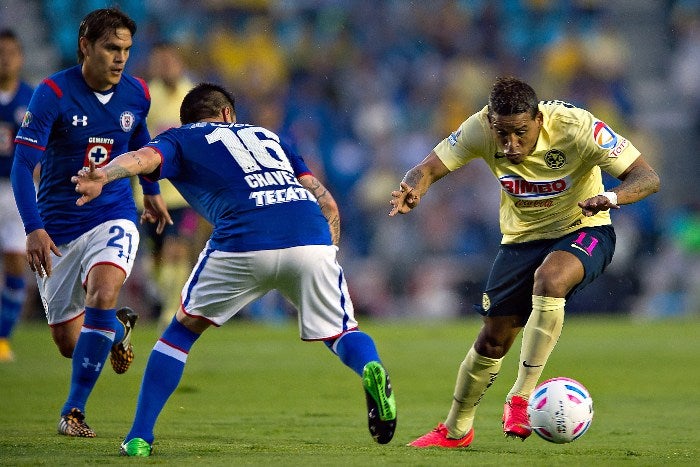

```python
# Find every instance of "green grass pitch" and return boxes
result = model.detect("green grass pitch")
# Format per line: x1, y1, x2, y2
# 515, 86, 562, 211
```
1, 315, 698, 465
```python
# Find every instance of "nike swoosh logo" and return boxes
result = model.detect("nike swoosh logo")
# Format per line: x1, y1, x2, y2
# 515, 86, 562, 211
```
522, 361, 543, 368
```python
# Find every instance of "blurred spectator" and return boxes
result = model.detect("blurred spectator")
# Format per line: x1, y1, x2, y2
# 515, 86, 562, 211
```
0, 29, 33, 361
135, 42, 199, 328
669, 1, 700, 133
631, 203, 700, 319
26, 0, 674, 320
43, 0, 148, 68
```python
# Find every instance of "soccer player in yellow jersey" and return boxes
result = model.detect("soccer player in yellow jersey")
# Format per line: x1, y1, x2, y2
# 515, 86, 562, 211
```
389, 76, 660, 448
135, 42, 198, 329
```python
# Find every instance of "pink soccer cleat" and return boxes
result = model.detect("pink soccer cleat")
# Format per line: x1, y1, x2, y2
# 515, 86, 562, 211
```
503, 395, 532, 440
408, 423, 474, 448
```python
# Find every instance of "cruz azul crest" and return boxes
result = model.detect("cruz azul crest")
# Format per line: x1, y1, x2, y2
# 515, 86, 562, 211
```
120, 111, 135, 132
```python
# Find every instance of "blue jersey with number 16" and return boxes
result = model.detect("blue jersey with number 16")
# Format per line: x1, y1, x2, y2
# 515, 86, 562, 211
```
145, 122, 332, 252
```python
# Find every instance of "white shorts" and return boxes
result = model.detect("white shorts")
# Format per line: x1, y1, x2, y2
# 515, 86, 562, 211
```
182, 243, 359, 340
0, 180, 27, 253
38, 219, 140, 325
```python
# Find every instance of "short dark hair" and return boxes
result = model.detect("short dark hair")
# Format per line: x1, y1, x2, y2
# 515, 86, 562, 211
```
77, 8, 136, 63
0, 28, 20, 43
180, 83, 236, 124
488, 76, 539, 118
0, 29, 22, 53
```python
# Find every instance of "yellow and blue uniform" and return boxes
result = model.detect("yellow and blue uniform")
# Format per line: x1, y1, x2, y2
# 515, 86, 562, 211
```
434, 100, 640, 244
434, 101, 640, 316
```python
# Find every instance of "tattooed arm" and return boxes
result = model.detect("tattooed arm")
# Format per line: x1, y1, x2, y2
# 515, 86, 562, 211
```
72, 147, 162, 206
389, 150, 451, 216
72, 146, 172, 232
299, 174, 341, 246
610, 156, 661, 204
578, 156, 660, 217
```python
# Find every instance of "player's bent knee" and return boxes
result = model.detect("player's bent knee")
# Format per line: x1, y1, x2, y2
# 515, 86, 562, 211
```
533, 270, 574, 297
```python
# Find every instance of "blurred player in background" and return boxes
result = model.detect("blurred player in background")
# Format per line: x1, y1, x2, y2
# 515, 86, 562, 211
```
390, 76, 660, 448
135, 41, 199, 329
0, 29, 33, 362
72, 83, 397, 456
10, 8, 170, 437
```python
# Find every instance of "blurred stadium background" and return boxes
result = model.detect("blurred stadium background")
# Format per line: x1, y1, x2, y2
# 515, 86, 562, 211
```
3, 0, 699, 321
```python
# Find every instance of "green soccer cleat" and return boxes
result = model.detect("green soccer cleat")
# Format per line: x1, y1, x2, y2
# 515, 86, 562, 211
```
362, 361, 397, 444
120, 437, 153, 457
110, 307, 138, 374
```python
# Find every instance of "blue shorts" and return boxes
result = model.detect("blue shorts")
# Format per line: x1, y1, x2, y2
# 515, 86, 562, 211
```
476, 225, 616, 318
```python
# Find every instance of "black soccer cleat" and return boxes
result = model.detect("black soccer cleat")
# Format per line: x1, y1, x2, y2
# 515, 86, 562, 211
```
110, 307, 138, 374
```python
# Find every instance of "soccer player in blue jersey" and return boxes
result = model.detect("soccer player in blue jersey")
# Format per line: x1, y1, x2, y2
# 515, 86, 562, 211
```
72, 82, 398, 456
0, 29, 33, 362
11, 8, 170, 437
390, 77, 660, 448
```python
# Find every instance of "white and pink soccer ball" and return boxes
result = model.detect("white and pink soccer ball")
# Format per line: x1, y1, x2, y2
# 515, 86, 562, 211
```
527, 377, 594, 444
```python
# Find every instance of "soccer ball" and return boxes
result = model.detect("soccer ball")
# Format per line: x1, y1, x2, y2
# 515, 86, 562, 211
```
527, 377, 593, 444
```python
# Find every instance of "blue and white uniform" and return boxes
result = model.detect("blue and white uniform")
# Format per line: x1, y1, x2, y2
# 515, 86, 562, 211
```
0, 80, 32, 254
145, 122, 357, 339
11, 65, 155, 324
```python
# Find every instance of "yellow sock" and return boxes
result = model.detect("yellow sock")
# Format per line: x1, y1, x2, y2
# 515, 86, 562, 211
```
508, 295, 565, 400
444, 346, 502, 438
0, 337, 14, 362
157, 261, 191, 327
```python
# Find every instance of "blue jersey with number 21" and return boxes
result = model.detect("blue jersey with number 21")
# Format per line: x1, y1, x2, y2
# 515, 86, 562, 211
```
145, 122, 332, 252
13, 65, 151, 244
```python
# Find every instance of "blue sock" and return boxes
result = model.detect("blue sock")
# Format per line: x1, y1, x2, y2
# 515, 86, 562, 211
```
61, 307, 116, 415
113, 312, 125, 345
326, 330, 381, 377
126, 317, 200, 444
0, 275, 26, 338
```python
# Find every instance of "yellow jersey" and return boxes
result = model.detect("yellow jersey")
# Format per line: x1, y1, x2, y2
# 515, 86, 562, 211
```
134, 77, 194, 209
434, 101, 640, 243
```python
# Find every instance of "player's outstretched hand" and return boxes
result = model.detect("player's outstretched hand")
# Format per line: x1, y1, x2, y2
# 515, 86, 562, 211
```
72, 161, 106, 206
389, 181, 420, 216
578, 194, 619, 217
142, 194, 173, 235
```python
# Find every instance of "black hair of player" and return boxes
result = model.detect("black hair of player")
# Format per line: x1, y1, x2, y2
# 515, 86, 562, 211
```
180, 83, 236, 124
488, 76, 539, 119
0, 28, 21, 46
77, 8, 136, 64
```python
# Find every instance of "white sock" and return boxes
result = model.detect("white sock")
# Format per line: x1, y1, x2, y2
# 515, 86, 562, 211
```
444, 346, 502, 438
508, 295, 565, 400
